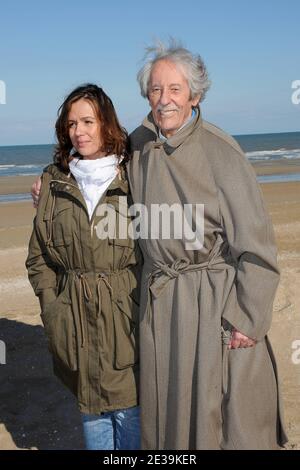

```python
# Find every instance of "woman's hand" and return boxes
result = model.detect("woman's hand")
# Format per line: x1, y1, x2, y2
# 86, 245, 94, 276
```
31, 177, 42, 208
229, 328, 256, 349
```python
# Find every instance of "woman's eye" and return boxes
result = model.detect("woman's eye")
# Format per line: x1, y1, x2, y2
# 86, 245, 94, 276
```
68, 123, 75, 128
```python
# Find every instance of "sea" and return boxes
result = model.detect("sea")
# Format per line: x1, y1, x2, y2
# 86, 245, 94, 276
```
0, 131, 300, 202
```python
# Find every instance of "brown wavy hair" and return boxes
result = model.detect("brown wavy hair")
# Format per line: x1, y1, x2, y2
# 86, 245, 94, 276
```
54, 83, 129, 172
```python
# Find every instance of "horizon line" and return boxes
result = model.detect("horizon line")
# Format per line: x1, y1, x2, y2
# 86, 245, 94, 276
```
1, 129, 300, 148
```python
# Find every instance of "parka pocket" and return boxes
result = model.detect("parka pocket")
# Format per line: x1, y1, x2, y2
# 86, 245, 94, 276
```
43, 196, 73, 247
41, 291, 78, 371
105, 195, 137, 266
112, 290, 139, 370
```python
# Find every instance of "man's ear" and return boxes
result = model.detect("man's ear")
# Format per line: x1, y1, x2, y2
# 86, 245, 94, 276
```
191, 94, 201, 107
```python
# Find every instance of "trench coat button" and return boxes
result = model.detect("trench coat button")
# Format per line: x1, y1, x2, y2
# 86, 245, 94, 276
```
65, 185, 70, 190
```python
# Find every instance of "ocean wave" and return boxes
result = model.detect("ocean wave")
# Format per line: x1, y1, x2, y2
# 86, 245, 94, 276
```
257, 172, 300, 183
0, 193, 32, 203
0, 163, 45, 177
19, 164, 38, 168
246, 149, 300, 160
0, 164, 39, 169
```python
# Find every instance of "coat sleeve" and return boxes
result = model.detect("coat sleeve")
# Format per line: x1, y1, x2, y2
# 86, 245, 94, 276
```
214, 146, 280, 341
26, 174, 57, 312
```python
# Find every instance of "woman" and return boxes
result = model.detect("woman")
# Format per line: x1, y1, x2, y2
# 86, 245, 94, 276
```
26, 84, 141, 450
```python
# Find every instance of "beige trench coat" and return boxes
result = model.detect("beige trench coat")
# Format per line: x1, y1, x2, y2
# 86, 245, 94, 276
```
128, 108, 287, 449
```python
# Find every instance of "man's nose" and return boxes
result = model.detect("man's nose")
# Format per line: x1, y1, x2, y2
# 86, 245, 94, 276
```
159, 88, 171, 105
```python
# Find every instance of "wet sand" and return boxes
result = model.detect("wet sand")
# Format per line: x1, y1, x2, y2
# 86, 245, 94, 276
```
0, 175, 37, 195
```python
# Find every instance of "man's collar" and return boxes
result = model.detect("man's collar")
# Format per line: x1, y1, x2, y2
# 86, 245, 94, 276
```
142, 106, 202, 154
158, 108, 197, 141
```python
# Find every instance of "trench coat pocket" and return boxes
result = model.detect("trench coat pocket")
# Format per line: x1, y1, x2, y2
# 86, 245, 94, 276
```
41, 291, 78, 372
221, 326, 232, 394
221, 323, 261, 395
113, 290, 139, 370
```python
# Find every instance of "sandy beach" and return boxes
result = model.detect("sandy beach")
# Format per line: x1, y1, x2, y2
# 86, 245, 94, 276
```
0, 164, 300, 450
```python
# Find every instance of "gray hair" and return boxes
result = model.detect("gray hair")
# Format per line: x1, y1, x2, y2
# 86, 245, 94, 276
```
137, 39, 211, 102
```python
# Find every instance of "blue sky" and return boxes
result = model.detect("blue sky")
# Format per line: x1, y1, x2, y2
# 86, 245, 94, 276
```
0, 0, 299, 145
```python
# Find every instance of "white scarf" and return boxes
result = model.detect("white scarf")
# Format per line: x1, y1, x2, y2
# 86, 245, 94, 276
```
69, 155, 118, 220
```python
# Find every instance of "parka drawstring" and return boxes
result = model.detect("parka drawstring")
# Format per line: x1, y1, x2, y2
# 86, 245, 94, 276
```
76, 273, 92, 347
67, 269, 124, 349
97, 274, 113, 318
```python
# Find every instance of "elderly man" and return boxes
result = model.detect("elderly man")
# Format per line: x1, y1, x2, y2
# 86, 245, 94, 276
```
127, 41, 287, 450
31, 40, 287, 450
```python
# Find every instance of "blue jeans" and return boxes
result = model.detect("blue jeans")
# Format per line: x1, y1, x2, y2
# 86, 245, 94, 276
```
81, 406, 140, 450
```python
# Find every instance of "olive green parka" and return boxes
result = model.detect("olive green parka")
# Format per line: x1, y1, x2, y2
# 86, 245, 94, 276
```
26, 163, 141, 414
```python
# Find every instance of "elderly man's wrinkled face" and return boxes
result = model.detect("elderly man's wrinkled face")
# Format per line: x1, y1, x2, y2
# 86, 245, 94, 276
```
148, 59, 200, 138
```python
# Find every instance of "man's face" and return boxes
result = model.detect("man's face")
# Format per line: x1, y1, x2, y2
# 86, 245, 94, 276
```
148, 59, 200, 138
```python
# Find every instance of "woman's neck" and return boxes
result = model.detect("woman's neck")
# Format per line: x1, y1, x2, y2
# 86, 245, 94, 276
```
82, 151, 107, 160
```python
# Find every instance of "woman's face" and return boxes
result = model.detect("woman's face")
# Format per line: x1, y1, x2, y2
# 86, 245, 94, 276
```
68, 98, 104, 159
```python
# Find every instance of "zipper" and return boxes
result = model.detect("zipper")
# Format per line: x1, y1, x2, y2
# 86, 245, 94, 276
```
89, 189, 115, 239
90, 218, 95, 238
50, 179, 80, 191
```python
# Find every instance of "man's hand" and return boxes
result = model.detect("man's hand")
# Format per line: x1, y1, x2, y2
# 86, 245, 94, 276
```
229, 328, 256, 349
31, 177, 42, 208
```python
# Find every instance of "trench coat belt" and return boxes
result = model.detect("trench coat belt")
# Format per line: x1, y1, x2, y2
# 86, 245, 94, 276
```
145, 254, 231, 323
63, 268, 127, 348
